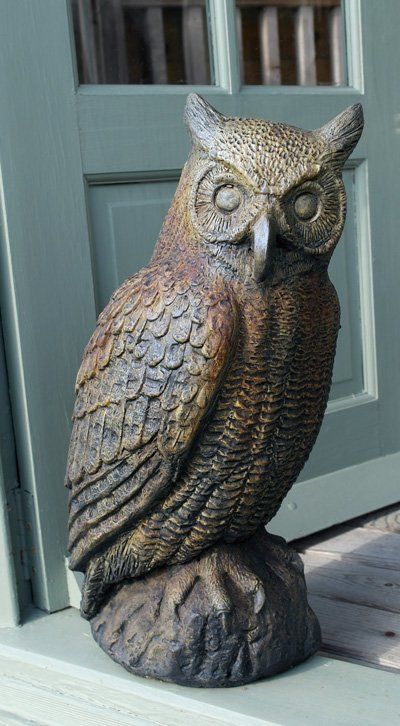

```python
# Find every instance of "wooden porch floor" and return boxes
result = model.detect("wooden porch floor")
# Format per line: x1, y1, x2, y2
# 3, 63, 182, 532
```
295, 504, 400, 672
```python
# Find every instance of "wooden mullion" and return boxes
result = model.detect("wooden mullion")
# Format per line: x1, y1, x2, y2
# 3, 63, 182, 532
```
208, 0, 241, 92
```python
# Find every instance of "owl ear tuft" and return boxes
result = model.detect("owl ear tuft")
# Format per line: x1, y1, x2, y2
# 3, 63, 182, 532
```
315, 103, 364, 171
184, 93, 224, 150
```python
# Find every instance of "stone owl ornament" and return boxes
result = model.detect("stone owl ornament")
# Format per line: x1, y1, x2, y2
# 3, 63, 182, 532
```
66, 94, 363, 687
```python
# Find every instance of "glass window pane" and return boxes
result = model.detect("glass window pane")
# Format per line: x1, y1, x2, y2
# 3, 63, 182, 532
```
71, 0, 212, 85
236, 0, 346, 86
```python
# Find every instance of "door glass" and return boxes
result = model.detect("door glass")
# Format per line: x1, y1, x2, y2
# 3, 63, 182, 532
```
236, 0, 346, 86
71, 0, 212, 84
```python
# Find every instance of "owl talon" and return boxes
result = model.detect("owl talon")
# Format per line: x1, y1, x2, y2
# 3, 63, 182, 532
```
80, 555, 106, 620
198, 552, 232, 613
160, 565, 199, 619
253, 584, 266, 614
205, 573, 231, 613
229, 557, 266, 614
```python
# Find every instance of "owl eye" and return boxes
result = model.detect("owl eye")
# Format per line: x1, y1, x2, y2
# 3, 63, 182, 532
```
192, 163, 261, 243
294, 192, 319, 221
215, 185, 242, 212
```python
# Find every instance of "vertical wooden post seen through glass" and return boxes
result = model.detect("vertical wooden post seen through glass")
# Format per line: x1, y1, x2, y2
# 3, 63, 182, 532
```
236, 0, 346, 86
70, 0, 212, 84
70, 0, 346, 87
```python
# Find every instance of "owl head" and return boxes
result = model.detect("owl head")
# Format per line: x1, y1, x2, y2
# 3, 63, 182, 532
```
178, 93, 363, 283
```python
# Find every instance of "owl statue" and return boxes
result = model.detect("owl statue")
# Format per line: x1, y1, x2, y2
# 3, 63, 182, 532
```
66, 94, 363, 687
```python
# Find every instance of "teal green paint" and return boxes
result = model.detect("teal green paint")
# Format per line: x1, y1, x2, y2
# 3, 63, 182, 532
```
1, 607, 400, 726
359, 0, 400, 457
0, 320, 30, 625
0, 350, 20, 627
77, 88, 365, 177
0, 1, 97, 611
0, 473, 19, 627
89, 180, 179, 311
208, 0, 241, 93
343, 0, 364, 92
271, 450, 400, 540
329, 168, 363, 401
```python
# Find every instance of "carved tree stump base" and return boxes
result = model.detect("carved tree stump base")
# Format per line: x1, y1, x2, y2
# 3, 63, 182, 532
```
90, 529, 321, 688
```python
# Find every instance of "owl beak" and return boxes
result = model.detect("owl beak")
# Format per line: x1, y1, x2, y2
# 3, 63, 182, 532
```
252, 215, 276, 282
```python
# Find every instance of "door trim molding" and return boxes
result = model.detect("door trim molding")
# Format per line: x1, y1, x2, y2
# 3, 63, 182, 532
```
271, 450, 400, 540
0, 606, 399, 726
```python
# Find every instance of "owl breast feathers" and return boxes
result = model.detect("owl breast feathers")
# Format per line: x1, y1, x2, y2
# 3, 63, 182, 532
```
66, 94, 363, 618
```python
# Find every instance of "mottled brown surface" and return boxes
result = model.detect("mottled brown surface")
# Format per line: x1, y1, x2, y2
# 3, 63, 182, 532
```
65, 94, 363, 685
91, 530, 321, 687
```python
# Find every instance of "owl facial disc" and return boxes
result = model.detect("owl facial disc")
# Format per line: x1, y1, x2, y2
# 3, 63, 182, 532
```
184, 93, 364, 282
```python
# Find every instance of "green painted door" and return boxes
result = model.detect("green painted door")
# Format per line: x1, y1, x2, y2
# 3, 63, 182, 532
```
1, 0, 399, 613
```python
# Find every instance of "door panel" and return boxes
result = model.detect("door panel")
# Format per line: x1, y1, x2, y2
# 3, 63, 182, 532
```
1, 0, 399, 613
89, 179, 179, 308
330, 167, 363, 401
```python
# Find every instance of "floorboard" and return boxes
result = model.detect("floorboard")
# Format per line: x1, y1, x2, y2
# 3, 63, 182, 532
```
295, 503, 400, 671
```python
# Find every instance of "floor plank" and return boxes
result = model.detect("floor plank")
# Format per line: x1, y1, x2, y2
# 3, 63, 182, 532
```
309, 595, 400, 671
303, 552, 400, 614
296, 504, 400, 671
363, 508, 400, 534
303, 527, 400, 570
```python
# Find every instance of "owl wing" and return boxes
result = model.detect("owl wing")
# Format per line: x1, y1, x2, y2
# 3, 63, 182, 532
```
66, 262, 237, 570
